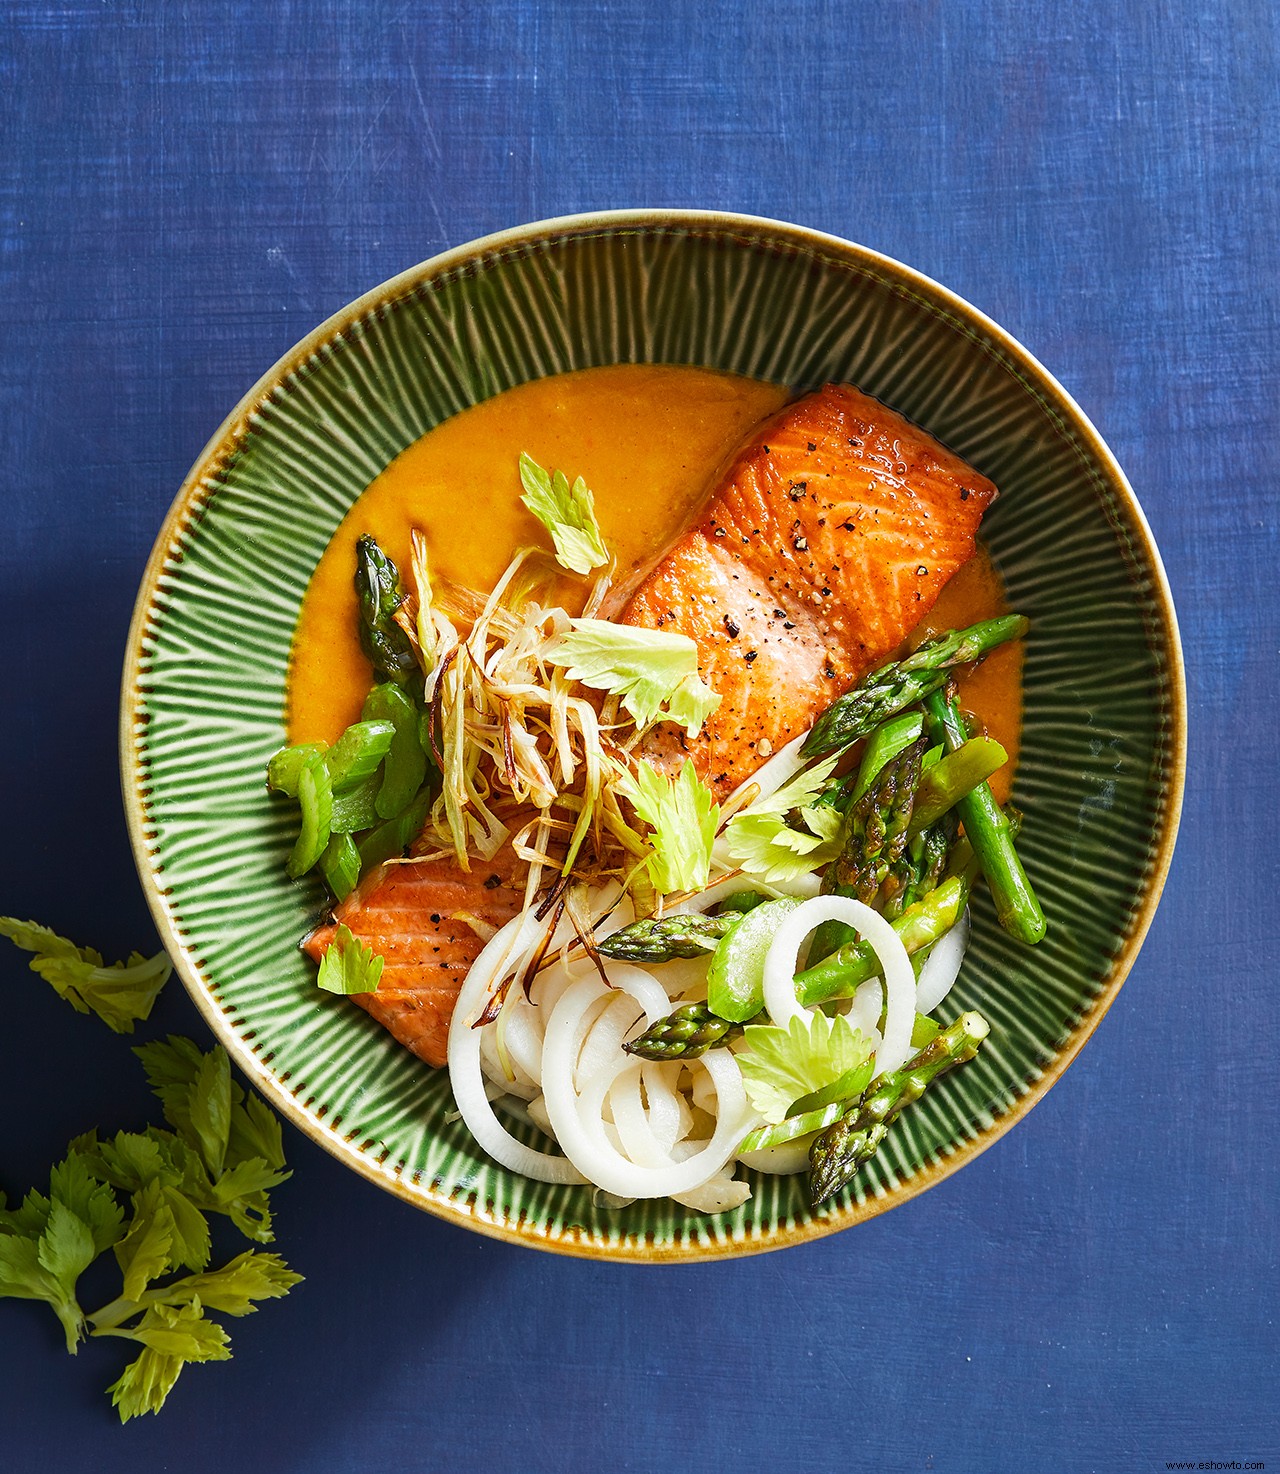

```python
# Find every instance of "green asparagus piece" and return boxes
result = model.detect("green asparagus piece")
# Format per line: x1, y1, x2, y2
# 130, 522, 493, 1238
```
864, 735, 927, 914
890, 811, 959, 919
881, 839, 933, 923
785, 810, 1020, 1007
355, 534, 419, 686
801, 615, 1029, 758
923, 690, 1046, 944
849, 711, 925, 802
355, 785, 433, 871
808, 770, 857, 817
319, 832, 361, 902
597, 889, 768, 963
597, 912, 739, 962
328, 772, 383, 834
794, 865, 975, 1006
812, 716, 928, 937
623, 1003, 753, 1061
830, 736, 926, 900
808, 736, 926, 964
267, 542, 442, 901
805, 714, 923, 824
622, 831, 992, 1058
907, 735, 1008, 836
809, 1010, 991, 1204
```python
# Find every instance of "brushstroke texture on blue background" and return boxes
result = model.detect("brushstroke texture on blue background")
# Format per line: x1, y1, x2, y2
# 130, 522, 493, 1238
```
0, 3, 1275, 1470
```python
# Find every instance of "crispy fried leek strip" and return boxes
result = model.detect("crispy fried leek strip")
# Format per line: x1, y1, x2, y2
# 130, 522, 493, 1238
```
396, 541, 686, 900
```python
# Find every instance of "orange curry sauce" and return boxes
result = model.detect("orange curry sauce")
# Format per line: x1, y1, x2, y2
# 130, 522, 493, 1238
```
287, 365, 1021, 800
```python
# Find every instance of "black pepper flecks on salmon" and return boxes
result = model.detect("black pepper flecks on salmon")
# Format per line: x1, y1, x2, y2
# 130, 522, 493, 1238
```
621, 383, 996, 798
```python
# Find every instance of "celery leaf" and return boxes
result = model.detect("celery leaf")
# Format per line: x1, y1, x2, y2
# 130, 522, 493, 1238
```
106, 1345, 186, 1423
738, 1011, 874, 1125
723, 755, 845, 884
518, 451, 609, 574
1, 1007, 300, 1421
188, 1047, 232, 1178
0, 1232, 85, 1350
102, 1301, 230, 1421
316, 924, 384, 995
0, 918, 172, 1034
616, 759, 719, 896
112, 1182, 177, 1303
145, 1249, 303, 1319
49, 1151, 125, 1255
548, 619, 720, 735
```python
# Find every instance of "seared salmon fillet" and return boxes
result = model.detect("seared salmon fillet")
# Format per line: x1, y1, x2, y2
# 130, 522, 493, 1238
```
304, 855, 525, 1067
622, 383, 996, 797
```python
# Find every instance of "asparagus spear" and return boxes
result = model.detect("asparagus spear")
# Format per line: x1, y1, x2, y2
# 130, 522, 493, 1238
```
830, 736, 926, 900
922, 690, 1045, 944
598, 913, 738, 962
907, 736, 1008, 836
795, 806, 1021, 1004
596, 890, 770, 963
888, 812, 958, 920
795, 866, 973, 1007
801, 615, 1029, 759
623, 1003, 751, 1061
806, 716, 919, 824
809, 1010, 991, 1204
364, 681, 428, 819
865, 735, 927, 912
355, 534, 419, 686
624, 847, 985, 1064
808, 736, 926, 964
847, 711, 924, 803
621, 809, 1015, 1057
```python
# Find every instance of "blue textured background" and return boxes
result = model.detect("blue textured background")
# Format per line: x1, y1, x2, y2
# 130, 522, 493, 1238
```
1, 4, 1275, 1471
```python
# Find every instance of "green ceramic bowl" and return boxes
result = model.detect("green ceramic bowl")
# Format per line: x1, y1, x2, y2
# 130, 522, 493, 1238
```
122, 211, 1186, 1260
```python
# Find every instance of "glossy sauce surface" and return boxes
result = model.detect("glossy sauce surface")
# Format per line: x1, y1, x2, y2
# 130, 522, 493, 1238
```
289, 365, 787, 741
923, 546, 1022, 803
287, 366, 1021, 797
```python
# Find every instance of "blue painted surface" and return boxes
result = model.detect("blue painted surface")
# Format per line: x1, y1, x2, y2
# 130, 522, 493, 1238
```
0, 3, 1275, 1470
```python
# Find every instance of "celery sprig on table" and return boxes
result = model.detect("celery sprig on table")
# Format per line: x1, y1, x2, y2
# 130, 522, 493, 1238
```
1, 927, 300, 1422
